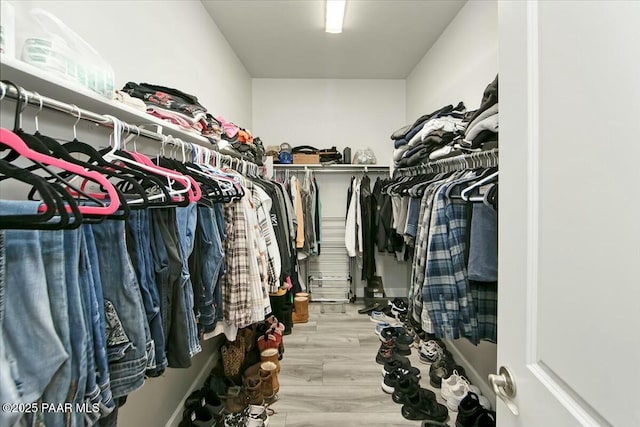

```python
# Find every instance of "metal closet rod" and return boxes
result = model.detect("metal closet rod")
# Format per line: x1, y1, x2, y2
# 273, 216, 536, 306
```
394, 148, 499, 177
1, 81, 158, 140
0, 81, 262, 175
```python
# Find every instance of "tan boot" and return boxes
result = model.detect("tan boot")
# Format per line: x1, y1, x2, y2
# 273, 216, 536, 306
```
244, 375, 264, 406
260, 361, 279, 396
292, 296, 309, 323
260, 348, 280, 373
258, 364, 275, 402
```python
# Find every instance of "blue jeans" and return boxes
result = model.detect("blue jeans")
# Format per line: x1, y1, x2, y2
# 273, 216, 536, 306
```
175, 203, 202, 357
40, 229, 73, 427
213, 204, 226, 322
468, 203, 498, 282
0, 230, 22, 427
197, 206, 225, 332
82, 226, 115, 417
90, 220, 148, 399
150, 208, 191, 368
64, 228, 89, 427
126, 209, 166, 376
3, 228, 68, 404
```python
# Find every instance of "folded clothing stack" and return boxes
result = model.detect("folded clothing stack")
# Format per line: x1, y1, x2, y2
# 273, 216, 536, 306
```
391, 75, 499, 167
391, 102, 468, 168
120, 82, 264, 165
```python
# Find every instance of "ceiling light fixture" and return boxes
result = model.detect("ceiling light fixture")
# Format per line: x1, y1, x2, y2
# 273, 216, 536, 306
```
325, 0, 346, 34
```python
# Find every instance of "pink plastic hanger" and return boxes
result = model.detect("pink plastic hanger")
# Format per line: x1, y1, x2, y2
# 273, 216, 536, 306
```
0, 127, 120, 216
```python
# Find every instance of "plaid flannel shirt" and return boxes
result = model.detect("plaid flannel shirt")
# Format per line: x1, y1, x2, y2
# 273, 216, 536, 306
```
423, 182, 478, 342
222, 200, 256, 328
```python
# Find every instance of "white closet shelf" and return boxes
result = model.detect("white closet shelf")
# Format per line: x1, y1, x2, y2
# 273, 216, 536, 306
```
273, 164, 389, 169
0, 55, 210, 147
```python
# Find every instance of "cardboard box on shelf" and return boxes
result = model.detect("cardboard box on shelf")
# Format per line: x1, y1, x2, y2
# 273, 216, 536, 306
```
293, 153, 320, 164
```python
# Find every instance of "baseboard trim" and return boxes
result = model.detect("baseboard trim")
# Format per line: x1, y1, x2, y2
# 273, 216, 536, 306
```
164, 351, 219, 427
446, 342, 496, 409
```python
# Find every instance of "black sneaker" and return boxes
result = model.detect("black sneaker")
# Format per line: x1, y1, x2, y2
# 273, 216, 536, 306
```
473, 410, 496, 427
383, 364, 421, 380
179, 406, 218, 427
381, 368, 418, 394
392, 375, 425, 404
401, 390, 449, 422
376, 341, 410, 366
394, 342, 412, 356
391, 298, 408, 317
380, 327, 414, 346
455, 392, 485, 427
382, 358, 413, 376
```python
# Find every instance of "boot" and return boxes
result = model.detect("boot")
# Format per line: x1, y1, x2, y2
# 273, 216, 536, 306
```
260, 348, 280, 373
259, 361, 279, 396
258, 365, 275, 402
244, 361, 262, 379
221, 339, 245, 385
292, 296, 309, 324
243, 375, 264, 406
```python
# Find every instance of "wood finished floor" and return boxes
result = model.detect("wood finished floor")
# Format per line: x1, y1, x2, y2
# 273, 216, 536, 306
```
267, 303, 456, 427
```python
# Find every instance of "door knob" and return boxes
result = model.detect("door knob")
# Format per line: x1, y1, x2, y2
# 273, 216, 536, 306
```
488, 366, 519, 415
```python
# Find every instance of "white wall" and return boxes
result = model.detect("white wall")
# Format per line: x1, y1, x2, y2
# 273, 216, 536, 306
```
3, 2, 252, 426
11, 0, 252, 127
405, 0, 498, 401
254, 79, 409, 297
252, 79, 404, 164
406, 0, 498, 122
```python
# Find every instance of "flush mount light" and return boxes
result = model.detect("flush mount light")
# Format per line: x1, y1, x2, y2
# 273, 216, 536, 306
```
325, 0, 346, 34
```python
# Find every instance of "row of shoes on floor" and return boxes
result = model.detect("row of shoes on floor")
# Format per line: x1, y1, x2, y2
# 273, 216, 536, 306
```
179, 314, 286, 427
366, 298, 496, 427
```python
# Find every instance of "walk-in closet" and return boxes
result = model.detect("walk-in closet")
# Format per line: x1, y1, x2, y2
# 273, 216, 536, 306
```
0, 1, 638, 427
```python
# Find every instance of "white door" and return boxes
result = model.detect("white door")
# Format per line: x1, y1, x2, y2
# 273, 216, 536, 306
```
498, 1, 640, 426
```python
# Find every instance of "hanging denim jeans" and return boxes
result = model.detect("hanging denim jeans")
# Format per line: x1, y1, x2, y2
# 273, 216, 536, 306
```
0, 229, 22, 427
4, 228, 68, 403
82, 226, 115, 418
40, 229, 73, 427
126, 209, 166, 376
196, 206, 225, 333
63, 228, 90, 427
175, 203, 202, 358
90, 220, 147, 399
150, 208, 191, 368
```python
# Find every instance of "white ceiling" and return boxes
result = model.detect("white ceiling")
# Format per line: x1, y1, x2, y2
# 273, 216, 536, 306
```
201, 0, 466, 79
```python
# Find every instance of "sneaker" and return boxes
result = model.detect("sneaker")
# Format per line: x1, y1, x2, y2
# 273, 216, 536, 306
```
382, 361, 420, 378
472, 410, 496, 427
455, 392, 484, 427
380, 327, 414, 346
180, 406, 218, 427
369, 311, 398, 325
381, 369, 418, 394
429, 359, 466, 389
391, 375, 420, 404
382, 358, 413, 376
374, 322, 392, 338
401, 390, 449, 422
394, 342, 412, 356
445, 379, 471, 412
376, 341, 410, 366
247, 404, 269, 427
418, 340, 449, 364
185, 388, 224, 416
391, 298, 408, 317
